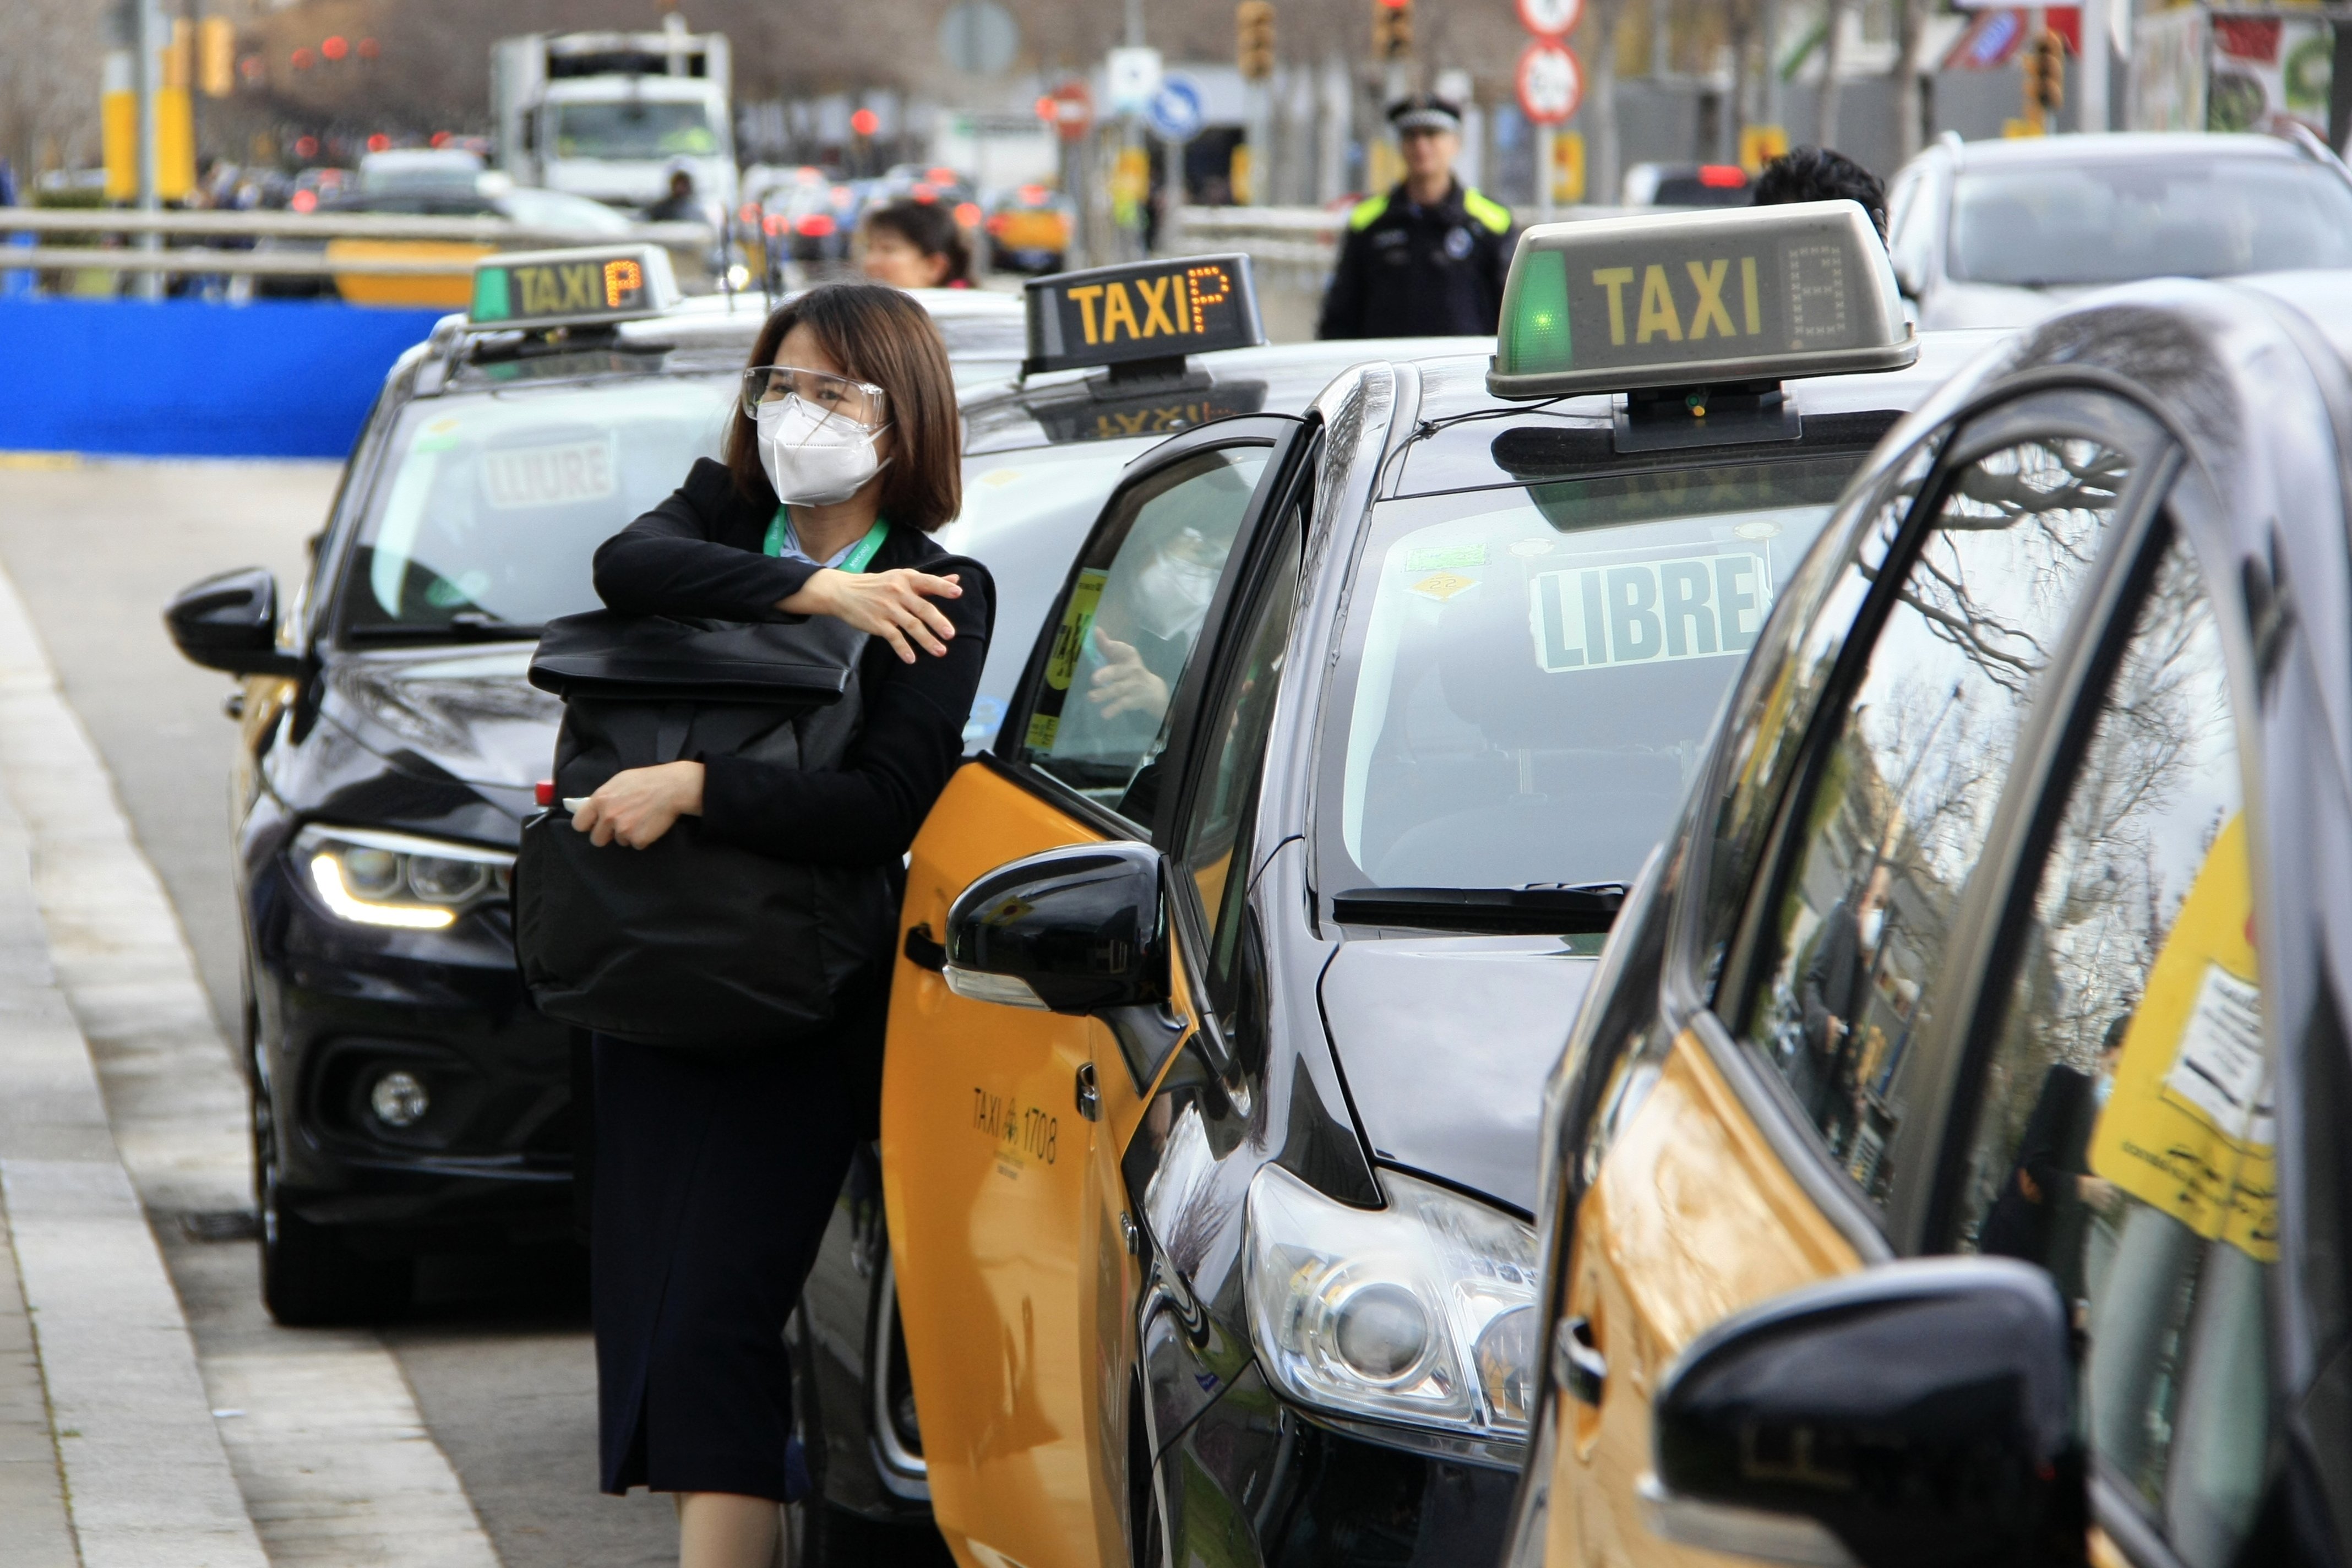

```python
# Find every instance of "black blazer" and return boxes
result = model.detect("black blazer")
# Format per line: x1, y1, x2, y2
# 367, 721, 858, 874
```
591, 458, 993, 868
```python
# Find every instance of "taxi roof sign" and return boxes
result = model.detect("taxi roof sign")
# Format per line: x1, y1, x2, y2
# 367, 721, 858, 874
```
1023, 254, 1266, 377
467, 244, 680, 332
1487, 202, 1915, 400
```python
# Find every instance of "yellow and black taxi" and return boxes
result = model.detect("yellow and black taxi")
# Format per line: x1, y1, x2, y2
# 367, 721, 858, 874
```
872, 204, 2001, 1567
155, 246, 1033, 1325
1500, 263, 2352, 1567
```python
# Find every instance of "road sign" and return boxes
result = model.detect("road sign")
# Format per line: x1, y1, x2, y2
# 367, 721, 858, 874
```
1042, 79, 1093, 141
1516, 40, 1582, 124
1146, 74, 1205, 141
1517, 0, 1583, 39
1107, 46, 1163, 116
939, 0, 1020, 75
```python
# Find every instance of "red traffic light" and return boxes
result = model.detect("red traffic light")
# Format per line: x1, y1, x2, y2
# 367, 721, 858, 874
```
366, 133, 390, 153
357, 37, 379, 59
321, 35, 349, 61
290, 47, 314, 69
851, 107, 880, 138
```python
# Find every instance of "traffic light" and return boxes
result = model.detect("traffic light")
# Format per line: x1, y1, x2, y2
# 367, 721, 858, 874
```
198, 16, 236, 97
2023, 28, 2065, 126
1237, 1, 1275, 81
1373, 0, 1412, 61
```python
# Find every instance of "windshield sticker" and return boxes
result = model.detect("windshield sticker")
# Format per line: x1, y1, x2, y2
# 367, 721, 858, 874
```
480, 437, 618, 510
1411, 571, 1478, 602
1405, 543, 1487, 573
1025, 567, 1109, 751
1529, 549, 1770, 673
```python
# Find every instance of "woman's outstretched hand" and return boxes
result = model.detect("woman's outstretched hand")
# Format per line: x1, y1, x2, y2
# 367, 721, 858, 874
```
781, 568, 962, 663
573, 761, 705, 849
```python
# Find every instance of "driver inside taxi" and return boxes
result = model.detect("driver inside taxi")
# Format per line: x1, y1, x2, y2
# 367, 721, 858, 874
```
1083, 515, 1233, 726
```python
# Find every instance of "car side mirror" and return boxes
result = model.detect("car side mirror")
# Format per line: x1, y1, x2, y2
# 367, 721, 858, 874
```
944, 842, 1168, 1015
1643, 1257, 2083, 1568
165, 567, 301, 678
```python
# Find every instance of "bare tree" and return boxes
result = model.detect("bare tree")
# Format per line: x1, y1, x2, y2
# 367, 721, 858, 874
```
1, 0, 104, 181
1582, 0, 1632, 203
1888, 0, 1932, 163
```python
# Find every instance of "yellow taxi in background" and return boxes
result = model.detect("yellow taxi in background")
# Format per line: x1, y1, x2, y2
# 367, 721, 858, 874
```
984, 184, 1075, 274
1503, 264, 2352, 1565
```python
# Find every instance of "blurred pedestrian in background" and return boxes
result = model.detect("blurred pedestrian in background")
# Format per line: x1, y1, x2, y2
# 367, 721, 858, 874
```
1752, 145, 1890, 243
1317, 94, 1515, 340
645, 163, 706, 224
858, 197, 974, 290
572, 284, 988, 1568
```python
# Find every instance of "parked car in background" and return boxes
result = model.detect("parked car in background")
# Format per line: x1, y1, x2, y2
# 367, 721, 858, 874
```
1621, 161, 1754, 207
1886, 128, 2352, 329
257, 174, 633, 307
982, 183, 1072, 273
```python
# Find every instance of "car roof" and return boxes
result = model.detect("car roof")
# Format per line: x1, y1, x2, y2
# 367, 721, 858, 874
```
1943, 130, 2316, 171
1390, 329, 2011, 497
961, 335, 1494, 456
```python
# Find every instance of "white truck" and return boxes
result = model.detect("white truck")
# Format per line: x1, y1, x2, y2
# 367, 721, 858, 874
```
491, 15, 736, 219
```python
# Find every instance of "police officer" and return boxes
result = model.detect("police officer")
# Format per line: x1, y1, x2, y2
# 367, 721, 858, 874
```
1317, 95, 1515, 340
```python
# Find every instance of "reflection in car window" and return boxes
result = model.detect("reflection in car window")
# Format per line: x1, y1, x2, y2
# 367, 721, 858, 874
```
1955, 533, 2268, 1568
341, 380, 730, 635
1746, 434, 2132, 1209
1322, 454, 1866, 897
1948, 159, 2352, 286
1019, 448, 1268, 823
1177, 516, 1302, 1013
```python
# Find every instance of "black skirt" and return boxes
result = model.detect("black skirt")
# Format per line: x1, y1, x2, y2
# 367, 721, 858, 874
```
590, 993, 878, 1499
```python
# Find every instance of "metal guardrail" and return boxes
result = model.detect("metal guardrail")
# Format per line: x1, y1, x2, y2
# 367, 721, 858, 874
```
1170, 201, 1652, 268
0, 206, 716, 279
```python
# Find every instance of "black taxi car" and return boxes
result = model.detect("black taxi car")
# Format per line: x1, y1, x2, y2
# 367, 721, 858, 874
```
1501, 266, 2352, 1568
873, 204, 2003, 1567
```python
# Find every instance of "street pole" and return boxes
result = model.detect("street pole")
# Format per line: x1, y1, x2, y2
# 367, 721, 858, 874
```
134, 0, 162, 300
2079, 0, 2109, 133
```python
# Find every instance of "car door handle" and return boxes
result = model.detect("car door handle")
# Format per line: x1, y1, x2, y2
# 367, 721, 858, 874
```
1555, 1315, 1605, 1406
1074, 1061, 1101, 1121
903, 924, 946, 973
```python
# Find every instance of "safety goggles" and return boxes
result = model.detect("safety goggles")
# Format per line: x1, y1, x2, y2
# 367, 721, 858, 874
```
739, 365, 888, 433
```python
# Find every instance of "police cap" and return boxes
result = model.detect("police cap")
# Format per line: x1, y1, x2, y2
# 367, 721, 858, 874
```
1387, 94, 1463, 135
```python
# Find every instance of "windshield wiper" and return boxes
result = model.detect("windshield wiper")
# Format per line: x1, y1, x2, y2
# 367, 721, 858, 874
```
1331, 884, 1625, 936
345, 612, 546, 645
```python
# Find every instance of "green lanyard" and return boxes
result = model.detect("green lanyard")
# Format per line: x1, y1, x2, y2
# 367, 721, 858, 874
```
764, 508, 890, 574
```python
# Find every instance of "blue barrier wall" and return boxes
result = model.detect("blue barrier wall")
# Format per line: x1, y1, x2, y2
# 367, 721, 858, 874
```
0, 298, 445, 460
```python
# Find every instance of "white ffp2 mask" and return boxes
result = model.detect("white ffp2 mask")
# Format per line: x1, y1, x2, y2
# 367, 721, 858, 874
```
755, 395, 892, 507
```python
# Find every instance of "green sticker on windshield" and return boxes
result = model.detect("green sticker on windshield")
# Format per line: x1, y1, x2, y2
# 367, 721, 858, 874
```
1404, 543, 1487, 573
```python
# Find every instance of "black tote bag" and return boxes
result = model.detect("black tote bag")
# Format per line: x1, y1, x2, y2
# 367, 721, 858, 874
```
512, 611, 895, 1050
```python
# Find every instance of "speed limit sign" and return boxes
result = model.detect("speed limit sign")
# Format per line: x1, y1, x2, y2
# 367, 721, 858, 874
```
1516, 0, 1582, 38
1516, 40, 1582, 125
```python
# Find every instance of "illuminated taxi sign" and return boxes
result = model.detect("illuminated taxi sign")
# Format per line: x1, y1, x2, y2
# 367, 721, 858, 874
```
467, 245, 679, 331
1488, 202, 1914, 400
1023, 254, 1266, 375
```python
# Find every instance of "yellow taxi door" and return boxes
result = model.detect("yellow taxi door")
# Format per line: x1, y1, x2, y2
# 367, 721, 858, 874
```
883, 422, 1306, 1568
1543, 399, 2170, 1565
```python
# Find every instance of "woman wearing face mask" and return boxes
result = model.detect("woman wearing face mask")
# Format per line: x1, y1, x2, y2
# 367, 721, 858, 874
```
575, 283, 989, 1568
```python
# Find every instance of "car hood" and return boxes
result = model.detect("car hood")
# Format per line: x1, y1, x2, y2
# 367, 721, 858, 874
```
1317, 934, 1596, 1215
1919, 280, 2103, 331
319, 645, 558, 793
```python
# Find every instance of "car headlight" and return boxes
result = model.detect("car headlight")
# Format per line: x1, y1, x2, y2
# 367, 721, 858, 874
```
295, 824, 513, 930
1245, 1162, 1539, 1439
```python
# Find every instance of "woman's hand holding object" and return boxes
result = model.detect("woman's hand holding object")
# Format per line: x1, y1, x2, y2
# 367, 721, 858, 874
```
572, 761, 705, 850
780, 567, 962, 664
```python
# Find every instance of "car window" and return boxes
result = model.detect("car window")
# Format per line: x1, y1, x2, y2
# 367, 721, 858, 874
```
1951, 530, 2269, 1567
1744, 429, 2136, 1212
552, 100, 720, 160
1017, 447, 1270, 824
1947, 158, 2352, 286
339, 380, 731, 636
1319, 449, 1871, 901
1174, 512, 1303, 1018
1887, 168, 1936, 290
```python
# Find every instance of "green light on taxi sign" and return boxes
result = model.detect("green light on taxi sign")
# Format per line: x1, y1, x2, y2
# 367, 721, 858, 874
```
1489, 202, 1915, 400
464, 244, 679, 333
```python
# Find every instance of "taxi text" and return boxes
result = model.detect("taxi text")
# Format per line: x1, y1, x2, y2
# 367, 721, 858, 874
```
1065, 264, 1234, 347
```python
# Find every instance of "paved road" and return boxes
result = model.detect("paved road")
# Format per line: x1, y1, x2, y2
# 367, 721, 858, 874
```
0, 458, 673, 1566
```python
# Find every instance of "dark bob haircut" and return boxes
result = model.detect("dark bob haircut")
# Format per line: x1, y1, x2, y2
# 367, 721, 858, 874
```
1751, 145, 1888, 242
723, 284, 962, 532
865, 197, 975, 286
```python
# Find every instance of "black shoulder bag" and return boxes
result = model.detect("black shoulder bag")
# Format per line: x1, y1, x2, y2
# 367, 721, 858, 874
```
511, 610, 892, 1050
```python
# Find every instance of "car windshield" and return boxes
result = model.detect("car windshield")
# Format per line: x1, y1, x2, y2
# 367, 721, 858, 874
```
337, 379, 730, 639
553, 101, 718, 160
1947, 157, 2352, 286
1320, 451, 1868, 895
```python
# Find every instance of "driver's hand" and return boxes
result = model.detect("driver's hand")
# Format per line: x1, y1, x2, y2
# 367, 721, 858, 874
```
1088, 629, 1170, 722
780, 568, 962, 663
